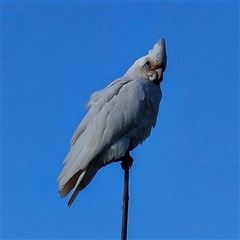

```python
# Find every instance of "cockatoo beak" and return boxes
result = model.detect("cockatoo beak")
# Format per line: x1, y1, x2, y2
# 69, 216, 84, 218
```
148, 62, 165, 83
156, 68, 163, 82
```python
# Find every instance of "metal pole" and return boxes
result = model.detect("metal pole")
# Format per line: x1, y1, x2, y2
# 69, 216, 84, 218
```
121, 152, 133, 240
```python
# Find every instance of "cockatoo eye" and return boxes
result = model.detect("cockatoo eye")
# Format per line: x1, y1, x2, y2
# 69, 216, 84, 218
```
143, 61, 151, 71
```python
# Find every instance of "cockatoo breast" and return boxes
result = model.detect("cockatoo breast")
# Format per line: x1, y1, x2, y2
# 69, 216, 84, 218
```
126, 78, 162, 148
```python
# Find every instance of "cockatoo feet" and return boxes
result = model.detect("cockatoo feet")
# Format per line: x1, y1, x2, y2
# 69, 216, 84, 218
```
121, 151, 134, 170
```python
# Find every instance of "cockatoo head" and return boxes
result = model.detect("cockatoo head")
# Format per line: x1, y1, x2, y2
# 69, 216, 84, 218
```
124, 39, 167, 85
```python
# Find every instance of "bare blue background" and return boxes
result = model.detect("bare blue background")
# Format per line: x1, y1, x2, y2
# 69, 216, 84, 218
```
2, 1, 239, 239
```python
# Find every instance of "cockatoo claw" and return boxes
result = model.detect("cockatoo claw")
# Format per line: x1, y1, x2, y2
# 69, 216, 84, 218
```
121, 152, 134, 170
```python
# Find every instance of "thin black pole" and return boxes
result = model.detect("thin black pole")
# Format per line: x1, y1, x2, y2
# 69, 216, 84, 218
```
121, 165, 129, 240
121, 152, 133, 240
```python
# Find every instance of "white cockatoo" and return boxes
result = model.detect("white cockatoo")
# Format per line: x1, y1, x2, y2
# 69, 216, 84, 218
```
58, 39, 167, 207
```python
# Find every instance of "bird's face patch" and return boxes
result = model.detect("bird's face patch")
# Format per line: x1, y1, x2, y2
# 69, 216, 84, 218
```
142, 59, 163, 85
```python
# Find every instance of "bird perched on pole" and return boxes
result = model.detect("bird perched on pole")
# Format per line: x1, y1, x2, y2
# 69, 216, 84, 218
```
58, 39, 167, 207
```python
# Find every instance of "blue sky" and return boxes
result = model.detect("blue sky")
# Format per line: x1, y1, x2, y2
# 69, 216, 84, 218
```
2, 1, 239, 239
